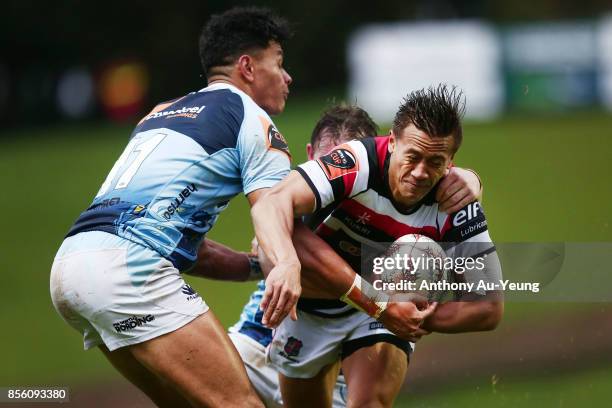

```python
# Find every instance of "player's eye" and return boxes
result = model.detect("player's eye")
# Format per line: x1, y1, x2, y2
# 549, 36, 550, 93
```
429, 159, 444, 168
406, 154, 418, 163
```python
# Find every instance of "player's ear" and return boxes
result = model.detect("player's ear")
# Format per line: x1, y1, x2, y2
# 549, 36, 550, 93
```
388, 129, 396, 153
306, 143, 314, 160
237, 55, 255, 82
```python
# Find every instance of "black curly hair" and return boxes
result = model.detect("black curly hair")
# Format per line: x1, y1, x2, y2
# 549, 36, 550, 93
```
199, 7, 292, 78
393, 84, 466, 153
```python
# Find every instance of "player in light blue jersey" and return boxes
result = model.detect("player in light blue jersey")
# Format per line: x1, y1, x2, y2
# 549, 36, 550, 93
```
194, 104, 483, 407
50, 7, 297, 407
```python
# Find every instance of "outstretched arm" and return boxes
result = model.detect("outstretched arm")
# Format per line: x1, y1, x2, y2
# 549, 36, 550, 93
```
422, 293, 503, 333
187, 239, 261, 282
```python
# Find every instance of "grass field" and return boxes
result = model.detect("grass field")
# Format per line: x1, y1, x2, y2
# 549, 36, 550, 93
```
1, 98, 611, 405
396, 366, 612, 407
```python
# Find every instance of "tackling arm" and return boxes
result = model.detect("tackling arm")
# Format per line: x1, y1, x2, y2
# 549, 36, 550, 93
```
186, 239, 260, 282
252, 171, 436, 340
422, 293, 504, 333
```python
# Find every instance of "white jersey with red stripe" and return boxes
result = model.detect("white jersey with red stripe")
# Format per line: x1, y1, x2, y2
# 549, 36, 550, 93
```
296, 136, 498, 313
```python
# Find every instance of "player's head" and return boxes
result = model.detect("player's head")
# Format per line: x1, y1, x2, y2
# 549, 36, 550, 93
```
388, 84, 465, 210
199, 7, 293, 115
307, 104, 378, 160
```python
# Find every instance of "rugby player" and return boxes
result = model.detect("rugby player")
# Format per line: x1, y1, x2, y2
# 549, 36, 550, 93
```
193, 104, 484, 407
50, 7, 299, 407
251, 85, 504, 407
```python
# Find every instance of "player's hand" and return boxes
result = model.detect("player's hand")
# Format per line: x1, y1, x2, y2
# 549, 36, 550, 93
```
379, 295, 437, 342
437, 167, 481, 213
261, 262, 301, 328
408, 326, 432, 342
250, 237, 259, 256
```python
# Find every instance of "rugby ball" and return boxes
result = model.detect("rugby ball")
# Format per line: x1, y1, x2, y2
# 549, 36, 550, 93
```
378, 234, 450, 302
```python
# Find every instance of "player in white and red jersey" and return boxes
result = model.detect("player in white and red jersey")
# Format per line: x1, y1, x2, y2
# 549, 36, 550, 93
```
191, 103, 484, 407
252, 85, 503, 407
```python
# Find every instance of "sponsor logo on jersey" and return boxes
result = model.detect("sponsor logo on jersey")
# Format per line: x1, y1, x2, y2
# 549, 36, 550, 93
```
278, 336, 303, 362
452, 202, 482, 227
341, 214, 372, 237
446, 202, 488, 241
162, 183, 198, 220
143, 105, 206, 121
369, 321, 385, 330
181, 284, 200, 301
259, 116, 291, 158
92, 197, 121, 209
317, 146, 358, 180
113, 314, 155, 333
133, 204, 146, 214
459, 219, 488, 239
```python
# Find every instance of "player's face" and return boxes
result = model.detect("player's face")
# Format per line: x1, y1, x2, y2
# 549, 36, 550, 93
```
387, 123, 454, 210
250, 41, 292, 116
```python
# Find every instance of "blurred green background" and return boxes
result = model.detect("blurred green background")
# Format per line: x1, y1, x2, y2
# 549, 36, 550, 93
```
1, 95, 611, 406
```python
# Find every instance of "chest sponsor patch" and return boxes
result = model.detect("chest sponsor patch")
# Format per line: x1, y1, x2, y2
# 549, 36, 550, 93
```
259, 116, 291, 158
316, 146, 359, 180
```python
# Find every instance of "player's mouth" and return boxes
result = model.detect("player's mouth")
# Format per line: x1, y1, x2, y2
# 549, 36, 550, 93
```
403, 178, 429, 191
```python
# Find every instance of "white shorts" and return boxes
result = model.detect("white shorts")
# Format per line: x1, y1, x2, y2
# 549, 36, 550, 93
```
229, 332, 347, 407
50, 231, 208, 351
268, 309, 413, 379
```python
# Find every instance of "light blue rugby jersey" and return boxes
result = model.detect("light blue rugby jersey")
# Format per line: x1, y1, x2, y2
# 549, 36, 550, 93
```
67, 83, 291, 271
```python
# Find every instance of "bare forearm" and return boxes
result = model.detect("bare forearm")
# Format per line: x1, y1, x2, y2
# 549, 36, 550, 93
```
251, 193, 300, 269
291, 223, 355, 298
422, 296, 503, 333
187, 239, 251, 281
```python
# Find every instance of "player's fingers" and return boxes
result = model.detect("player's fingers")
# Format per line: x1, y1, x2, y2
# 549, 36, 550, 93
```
438, 186, 465, 212
260, 282, 273, 312
250, 236, 259, 255
442, 191, 471, 214
407, 327, 430, 342
435, 173, 456, 202
438, 182, 463, 207
290, 303, 298, 321
277, 291, 300, 325
409, 294, 430, 310
262, 284, 282, 325
267, 289, 289, 327
419, 302, 438, 319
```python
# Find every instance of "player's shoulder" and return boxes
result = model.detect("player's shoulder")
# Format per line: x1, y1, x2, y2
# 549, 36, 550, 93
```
133, 86, 246, 154
206, 82, 273, 125
218, 85, 290, 158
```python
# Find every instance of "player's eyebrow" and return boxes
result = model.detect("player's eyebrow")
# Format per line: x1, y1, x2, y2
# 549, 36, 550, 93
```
406, 147, 445, 161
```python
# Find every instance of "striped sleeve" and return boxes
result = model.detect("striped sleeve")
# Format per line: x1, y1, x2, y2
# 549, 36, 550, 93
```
296, 141, 370, 211
439, 201, 502, 296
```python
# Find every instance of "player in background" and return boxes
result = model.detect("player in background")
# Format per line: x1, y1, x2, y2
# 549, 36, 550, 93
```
192, 103, 484, 407
251, 86, 503, 407
50, 7, 297, 407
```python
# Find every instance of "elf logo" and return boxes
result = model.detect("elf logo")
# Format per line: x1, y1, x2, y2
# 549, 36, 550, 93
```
452, 202, 482, 227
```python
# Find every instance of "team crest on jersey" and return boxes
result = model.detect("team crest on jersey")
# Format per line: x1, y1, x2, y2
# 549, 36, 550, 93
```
259, 116, 291, 158
278, 336, 303, 362
316, 146, 358, 180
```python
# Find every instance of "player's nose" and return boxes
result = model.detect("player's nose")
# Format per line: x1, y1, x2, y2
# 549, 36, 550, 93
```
283, 69, 292, 85
411, 162, 429, 181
